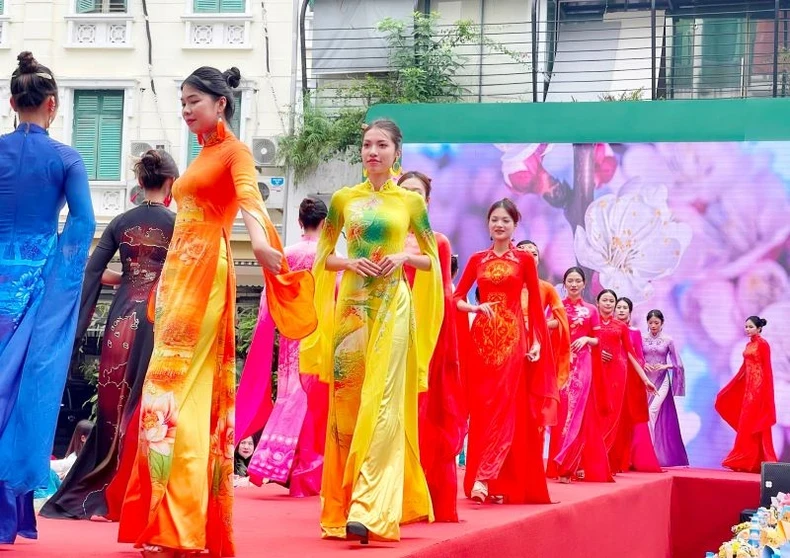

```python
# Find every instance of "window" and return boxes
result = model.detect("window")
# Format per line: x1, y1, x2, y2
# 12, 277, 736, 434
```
192, 0, 245, 13
72, 90, 124, 181
0, 1, 5, 15
670, 16, 760, 97
76, 0, 126, 13
670, 19, 694, 93
186, 92, 242, 164
699, 18, 748, 91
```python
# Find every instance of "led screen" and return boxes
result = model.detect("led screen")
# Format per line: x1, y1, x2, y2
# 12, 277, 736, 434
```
403, 140, 790, 467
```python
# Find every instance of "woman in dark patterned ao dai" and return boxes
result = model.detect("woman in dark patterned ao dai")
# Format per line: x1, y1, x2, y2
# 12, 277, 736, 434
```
41, 149, 178, 521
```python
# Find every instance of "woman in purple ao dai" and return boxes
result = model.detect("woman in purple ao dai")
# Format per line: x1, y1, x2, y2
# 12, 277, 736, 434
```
642, 309, 689, 467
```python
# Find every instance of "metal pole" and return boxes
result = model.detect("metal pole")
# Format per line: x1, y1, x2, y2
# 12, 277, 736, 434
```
283, 0, 303, 245
477, 0, 486, 102
532, 0, 539, 102
299, 0, 310, 97
651, 0, 657, 100
424, 0, 431, 14
773, 0, 781, 97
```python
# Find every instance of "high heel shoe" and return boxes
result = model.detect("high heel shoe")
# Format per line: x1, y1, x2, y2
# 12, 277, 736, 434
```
470, 480, 488, 504
346, 521, 369, 545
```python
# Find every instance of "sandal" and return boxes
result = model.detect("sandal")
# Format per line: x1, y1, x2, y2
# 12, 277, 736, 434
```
470, 480, 488, 504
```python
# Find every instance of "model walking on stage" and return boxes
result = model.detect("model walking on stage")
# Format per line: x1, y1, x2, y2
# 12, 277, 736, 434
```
300, 119, 443, 543
515, 240, 571, 479
399, 171, 465, 522
242, 196, 330, 497
715, 316, 778, 473
0, 51, 95, 543
554, 268, 612, 483
117, 66, 316, 558
612, 297, 661, 473
454, 199, 558, 505
642, 309, 689, 467
595, 290, 656, 472
41, 149, 178, 521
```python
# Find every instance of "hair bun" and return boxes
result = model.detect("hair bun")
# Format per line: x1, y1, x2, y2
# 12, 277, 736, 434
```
223, 67, 241, 89
16, 51, 39, 75
140, 149, 162, 171
761, 318, 768, 327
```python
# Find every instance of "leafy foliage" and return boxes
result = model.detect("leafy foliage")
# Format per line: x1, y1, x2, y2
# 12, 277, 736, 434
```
278, 12, 529, 179
598, 88, 645, 102
80, 359, 100, 421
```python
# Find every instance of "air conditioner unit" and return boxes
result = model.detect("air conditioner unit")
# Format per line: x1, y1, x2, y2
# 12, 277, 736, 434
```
126, 179, 144, 208
258, 172, 286, 210
129, 139, 171, 159
251, 136, 278, 167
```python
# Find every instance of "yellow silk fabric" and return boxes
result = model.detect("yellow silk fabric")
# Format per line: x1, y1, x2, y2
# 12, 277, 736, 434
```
300, 180, 443, 540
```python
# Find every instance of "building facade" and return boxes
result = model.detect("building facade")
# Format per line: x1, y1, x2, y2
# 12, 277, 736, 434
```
0, 0, 300, 286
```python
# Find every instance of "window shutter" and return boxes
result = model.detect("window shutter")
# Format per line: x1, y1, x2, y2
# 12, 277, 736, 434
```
76, 0, 99, 14
109, 0, 128, 12
700, 18, 743, 91
193, 0, 220, 13
220, 0, 245, 13
96, 92, 124, 181
72, 92, 100, 180
0, 1, 5, 15
72, 90, 123, 181
187, 133, 202, 165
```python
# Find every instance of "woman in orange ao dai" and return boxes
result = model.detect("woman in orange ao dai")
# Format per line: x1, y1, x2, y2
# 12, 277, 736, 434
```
118, 66, 315, 558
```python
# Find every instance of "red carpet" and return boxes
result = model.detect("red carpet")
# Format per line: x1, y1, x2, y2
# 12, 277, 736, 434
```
6, 468, 757, 558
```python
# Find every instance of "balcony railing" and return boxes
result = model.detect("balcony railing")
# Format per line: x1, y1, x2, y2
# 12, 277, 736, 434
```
299, 0, 790, 103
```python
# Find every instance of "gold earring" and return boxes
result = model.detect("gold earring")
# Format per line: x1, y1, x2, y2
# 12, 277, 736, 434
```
390, 161, 402, 177
362, 168, 369, 179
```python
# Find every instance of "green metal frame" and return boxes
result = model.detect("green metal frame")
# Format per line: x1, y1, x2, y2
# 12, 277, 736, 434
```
367, 98, 790, 143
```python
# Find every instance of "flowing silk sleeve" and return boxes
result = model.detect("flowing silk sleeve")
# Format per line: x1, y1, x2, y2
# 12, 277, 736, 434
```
520, 253, 548, 354
406, 192, 444, 393
545, 283, 571, 389
667, 338, 685, 397
452, 253, 478, 304
759, 339, 777, 430
228, 141, 316, 340
0, 146, 96, 494
452, 253, 479, 418
630, 330, 645, 366
235, 290, 275, 444
621, 322, 636, 358
75, 215, 120, 341
520, 253, 558, 427
625, 328, 649, 423
299, 188, 347, 383
436, 233, 453, 298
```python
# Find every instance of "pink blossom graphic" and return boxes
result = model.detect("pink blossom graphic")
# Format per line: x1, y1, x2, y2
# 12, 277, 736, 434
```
573, 186, 691, 302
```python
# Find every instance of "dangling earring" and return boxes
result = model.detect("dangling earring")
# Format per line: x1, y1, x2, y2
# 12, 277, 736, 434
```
362, 168, 369, 179
163, 193, 173, 207
389, 161, 402, 177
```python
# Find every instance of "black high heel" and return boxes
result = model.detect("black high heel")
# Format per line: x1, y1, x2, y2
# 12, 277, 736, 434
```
346, 521, 369, 545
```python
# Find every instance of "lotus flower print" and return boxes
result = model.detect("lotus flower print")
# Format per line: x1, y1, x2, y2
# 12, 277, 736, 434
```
574, 186, 691, 302
141, 391, 178, 456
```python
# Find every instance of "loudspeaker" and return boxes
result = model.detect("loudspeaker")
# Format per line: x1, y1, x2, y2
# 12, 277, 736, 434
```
761, 462, 790, 508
